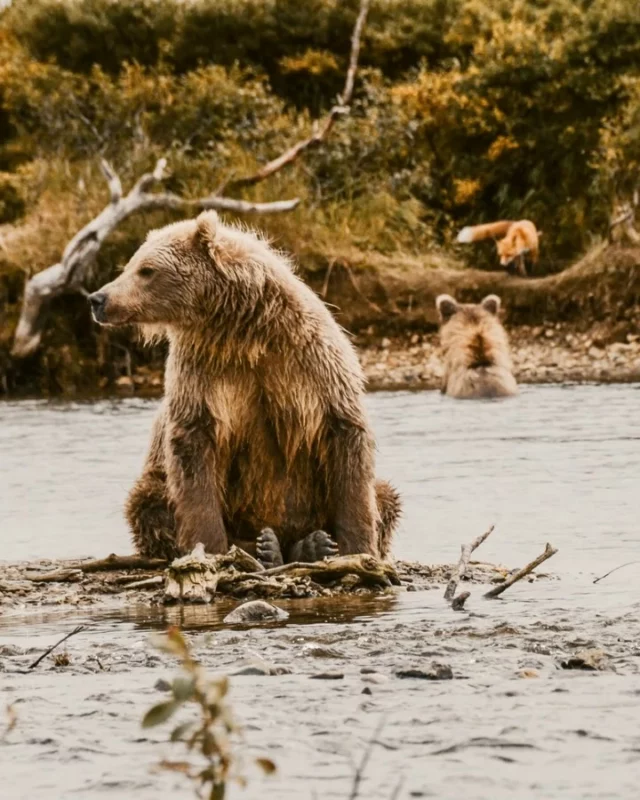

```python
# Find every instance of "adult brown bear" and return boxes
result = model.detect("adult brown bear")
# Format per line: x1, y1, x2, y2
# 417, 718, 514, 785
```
90, 211, 400, 564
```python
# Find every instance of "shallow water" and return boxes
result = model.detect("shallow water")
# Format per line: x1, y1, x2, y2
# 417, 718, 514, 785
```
1, 386, 640, 799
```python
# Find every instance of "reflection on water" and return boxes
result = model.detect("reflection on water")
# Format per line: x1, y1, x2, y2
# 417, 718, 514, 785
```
1, 385, 639, 573
0, 591, 403, 641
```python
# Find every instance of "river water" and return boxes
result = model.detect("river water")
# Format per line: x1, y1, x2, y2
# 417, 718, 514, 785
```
1, 386, 640, 799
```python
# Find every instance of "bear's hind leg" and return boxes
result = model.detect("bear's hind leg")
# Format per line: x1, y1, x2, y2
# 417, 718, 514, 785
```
375, 480, 402, 560
126, 470, 179, 560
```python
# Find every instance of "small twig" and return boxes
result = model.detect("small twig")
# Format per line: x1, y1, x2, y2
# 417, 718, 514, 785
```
444, 525, 495, 601
112, 571, 159, 585
593, 560, 640, 585
342, 263, 383, 314
484, 543, 557, 599
28, 625, 85, 670
348, 714, 387, 800
116, 575, 164, 591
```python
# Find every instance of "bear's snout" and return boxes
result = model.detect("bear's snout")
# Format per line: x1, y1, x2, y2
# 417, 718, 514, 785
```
89, 291, 108, 323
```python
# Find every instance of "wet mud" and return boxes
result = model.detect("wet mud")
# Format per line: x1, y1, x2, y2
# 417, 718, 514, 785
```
1, 581, 639, 800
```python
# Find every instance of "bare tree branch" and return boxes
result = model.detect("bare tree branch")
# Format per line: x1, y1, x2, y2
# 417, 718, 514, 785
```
340, 0, 370, 106
444, 525, 495, 602
224, 0, 370, 192
100, 159, 122, 204
483, 543, 558, 599
12, 159, 299, 358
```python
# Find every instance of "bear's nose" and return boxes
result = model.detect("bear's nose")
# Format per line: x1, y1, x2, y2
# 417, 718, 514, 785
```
88, 291, 107, 321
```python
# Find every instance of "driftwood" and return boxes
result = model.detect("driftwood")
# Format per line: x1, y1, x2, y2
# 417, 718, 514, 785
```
12, 0, 372, 359
451, 591, 470, 611
28, 625, 85, 670
25, 568, 84, 583
28, 553, 169, 581
165, 546, 399, 604
444, 525, 495, 602
484, 543, 558, 599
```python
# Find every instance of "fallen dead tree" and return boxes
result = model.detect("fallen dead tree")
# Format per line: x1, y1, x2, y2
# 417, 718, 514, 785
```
11, 0, 372, 359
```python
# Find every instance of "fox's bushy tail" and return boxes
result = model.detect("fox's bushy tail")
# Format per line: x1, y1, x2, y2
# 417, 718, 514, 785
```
456, 221, 513, 243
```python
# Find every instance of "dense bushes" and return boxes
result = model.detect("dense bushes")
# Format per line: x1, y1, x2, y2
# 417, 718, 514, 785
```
0, 0, 640, 273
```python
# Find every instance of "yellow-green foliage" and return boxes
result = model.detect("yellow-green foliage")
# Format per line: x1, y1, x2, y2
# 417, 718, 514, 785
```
1, 0, 640, 273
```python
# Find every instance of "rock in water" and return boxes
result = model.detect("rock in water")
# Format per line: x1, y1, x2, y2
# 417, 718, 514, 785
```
395, 663, 453, 680
223, 600, 289, 626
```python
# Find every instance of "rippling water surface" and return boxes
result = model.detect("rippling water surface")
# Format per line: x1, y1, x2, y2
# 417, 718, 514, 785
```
1, 386, 639, 799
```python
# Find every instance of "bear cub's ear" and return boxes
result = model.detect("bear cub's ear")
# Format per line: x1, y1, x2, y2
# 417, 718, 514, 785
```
196, 210, 219, 254
481, 294, 501, 315
436, 294, 459, 322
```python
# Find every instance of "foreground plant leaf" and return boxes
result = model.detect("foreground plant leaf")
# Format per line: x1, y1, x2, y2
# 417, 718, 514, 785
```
256, 757, 277, 775
142, 700, 181, 728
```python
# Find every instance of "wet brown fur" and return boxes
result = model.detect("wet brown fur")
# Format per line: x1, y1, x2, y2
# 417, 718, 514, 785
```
436, 294, 517, 399
93, 211, 401, 560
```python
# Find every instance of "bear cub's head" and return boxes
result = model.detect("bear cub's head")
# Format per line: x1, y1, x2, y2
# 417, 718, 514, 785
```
89, 210, 272, 330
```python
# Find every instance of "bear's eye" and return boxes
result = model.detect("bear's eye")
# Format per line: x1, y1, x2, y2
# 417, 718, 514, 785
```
138, 266, 155, 279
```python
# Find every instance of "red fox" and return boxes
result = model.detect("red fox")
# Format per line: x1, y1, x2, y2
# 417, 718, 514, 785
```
456, 220, 540, 275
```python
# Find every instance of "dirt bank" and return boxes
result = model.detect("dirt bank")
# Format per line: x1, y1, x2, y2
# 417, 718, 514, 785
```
2, 244, 640, 396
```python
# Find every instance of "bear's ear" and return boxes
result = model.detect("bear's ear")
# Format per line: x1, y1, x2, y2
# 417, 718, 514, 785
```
195, 210, 219, 255
436, 294, 459, 322
481, 294, 501, 315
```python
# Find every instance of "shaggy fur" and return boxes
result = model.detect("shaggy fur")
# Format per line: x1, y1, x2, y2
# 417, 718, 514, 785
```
90, 211, 401, 560
436, 294, 517, 399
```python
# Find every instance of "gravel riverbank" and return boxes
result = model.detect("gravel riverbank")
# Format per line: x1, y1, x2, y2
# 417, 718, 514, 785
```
359, 323, 640, 391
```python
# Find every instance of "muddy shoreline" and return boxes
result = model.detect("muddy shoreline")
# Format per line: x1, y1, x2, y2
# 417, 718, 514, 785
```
2, 569, 638, 800
0, 554, 520, 614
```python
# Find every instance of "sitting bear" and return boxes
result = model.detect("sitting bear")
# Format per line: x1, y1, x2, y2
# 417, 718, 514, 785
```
89, 211, 401, 564
436, 293, 517, 399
